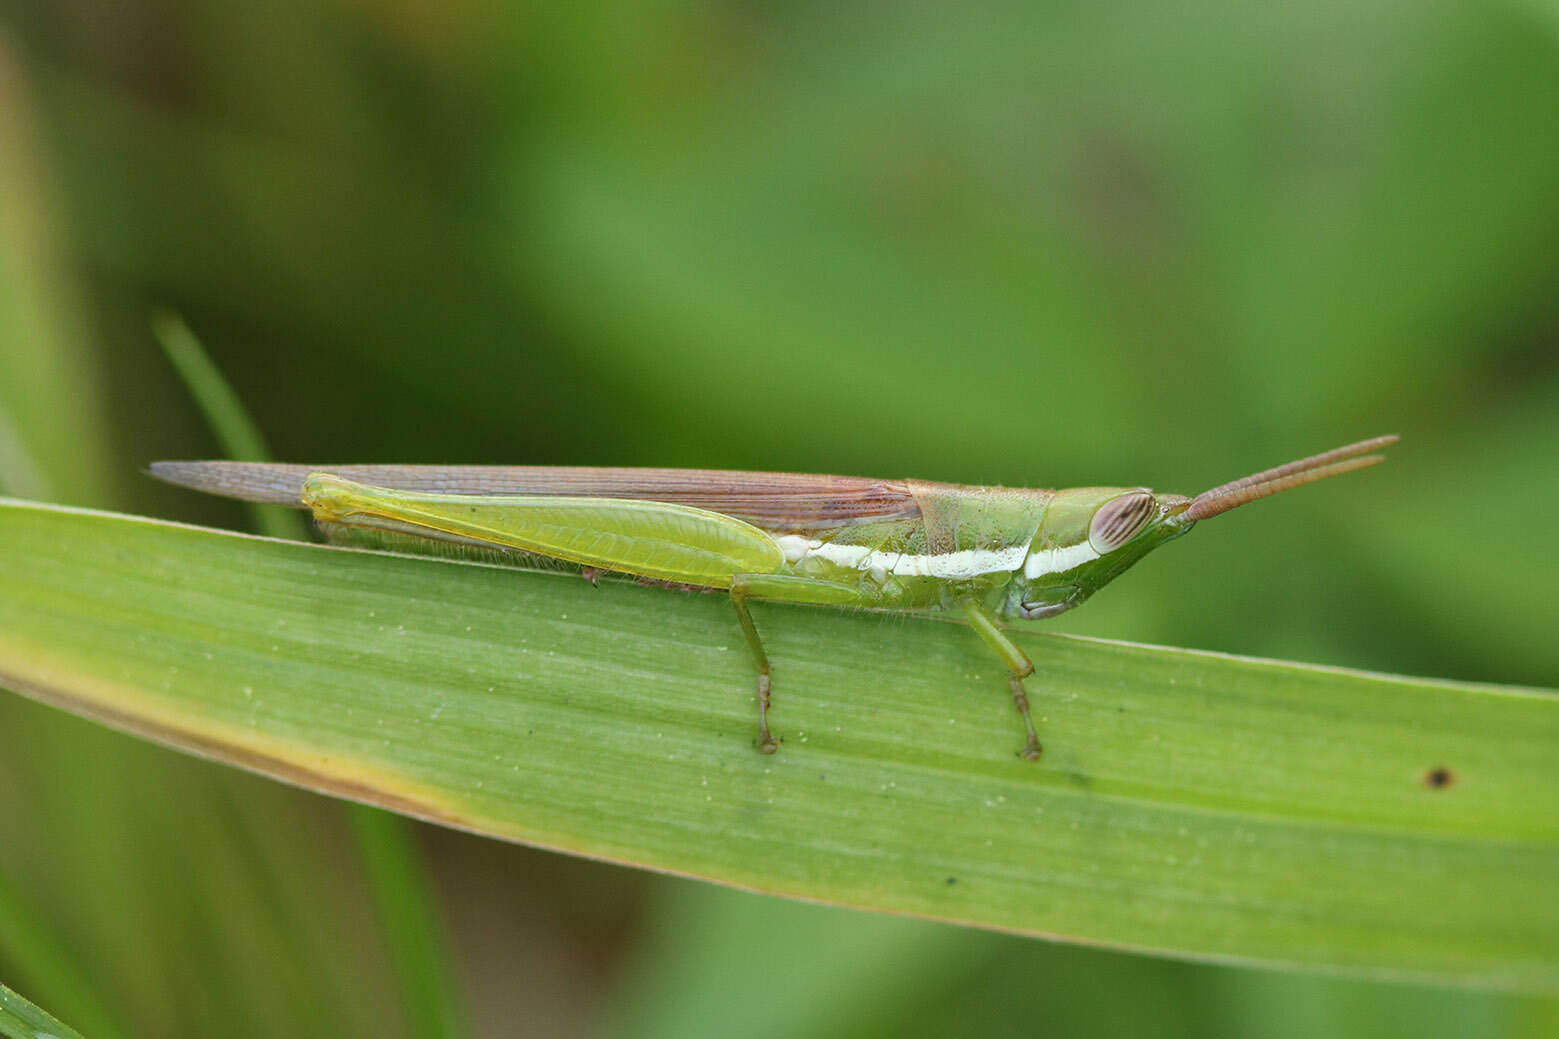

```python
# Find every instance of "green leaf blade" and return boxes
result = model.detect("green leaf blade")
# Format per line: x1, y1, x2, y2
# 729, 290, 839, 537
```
0, 981, 87, 1039
1, 499, 1555, 992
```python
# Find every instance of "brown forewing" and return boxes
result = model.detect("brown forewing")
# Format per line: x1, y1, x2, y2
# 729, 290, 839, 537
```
149, 462, 924, 531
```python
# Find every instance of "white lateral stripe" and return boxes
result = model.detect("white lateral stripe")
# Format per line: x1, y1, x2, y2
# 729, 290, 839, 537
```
774, 534, 817, 564
879, 545, 1030, 579
774, 536, 1029, 580
1023, 541, 1100, 579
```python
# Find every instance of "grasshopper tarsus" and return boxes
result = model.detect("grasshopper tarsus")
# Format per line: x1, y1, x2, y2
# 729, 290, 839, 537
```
1007, 674, 1043, 761
754, 672, 779, 753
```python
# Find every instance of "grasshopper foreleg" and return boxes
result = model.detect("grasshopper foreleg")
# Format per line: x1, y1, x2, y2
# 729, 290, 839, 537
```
961, 599, 1042, 761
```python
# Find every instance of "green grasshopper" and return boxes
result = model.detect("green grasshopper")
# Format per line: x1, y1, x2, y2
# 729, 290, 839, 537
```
152, 435, 1395, 759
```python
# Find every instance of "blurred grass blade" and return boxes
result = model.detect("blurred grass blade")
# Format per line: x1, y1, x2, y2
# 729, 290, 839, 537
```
0, 981, 86, 1039
149, 311, 306, 542
1, 498, 1556, 992
0, 37, 116, 506
151, 318, 462, 1038
0, 871, 120, 1039
347, 807, 462, 1039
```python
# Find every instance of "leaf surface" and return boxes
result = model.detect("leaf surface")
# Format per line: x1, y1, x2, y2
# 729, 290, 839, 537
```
1, 499, 1554, 991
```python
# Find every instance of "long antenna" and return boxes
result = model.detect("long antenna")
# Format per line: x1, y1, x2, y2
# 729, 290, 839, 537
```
1182, 435, 1398, 522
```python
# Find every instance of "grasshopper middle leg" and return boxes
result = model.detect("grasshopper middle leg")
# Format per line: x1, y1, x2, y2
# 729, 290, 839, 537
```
729, 584, 777, 754
729, 573, 870, 754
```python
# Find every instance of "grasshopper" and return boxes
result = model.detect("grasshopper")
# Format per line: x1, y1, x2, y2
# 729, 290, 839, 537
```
152, 435, 1395, 759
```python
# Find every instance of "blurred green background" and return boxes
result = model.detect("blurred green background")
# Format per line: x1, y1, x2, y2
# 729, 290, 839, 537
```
1, 0, 1556, 1036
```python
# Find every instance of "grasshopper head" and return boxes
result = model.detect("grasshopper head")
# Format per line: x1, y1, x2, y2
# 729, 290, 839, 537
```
1003, 435, 1397, 621
1005, 486, 1192, 620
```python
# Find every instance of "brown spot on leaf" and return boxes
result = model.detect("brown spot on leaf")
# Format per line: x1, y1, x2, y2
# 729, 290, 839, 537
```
1423, 766, 1455, 790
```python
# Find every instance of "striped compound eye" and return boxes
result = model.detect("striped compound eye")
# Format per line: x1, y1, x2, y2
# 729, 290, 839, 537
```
1088, 490, 1155, 553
